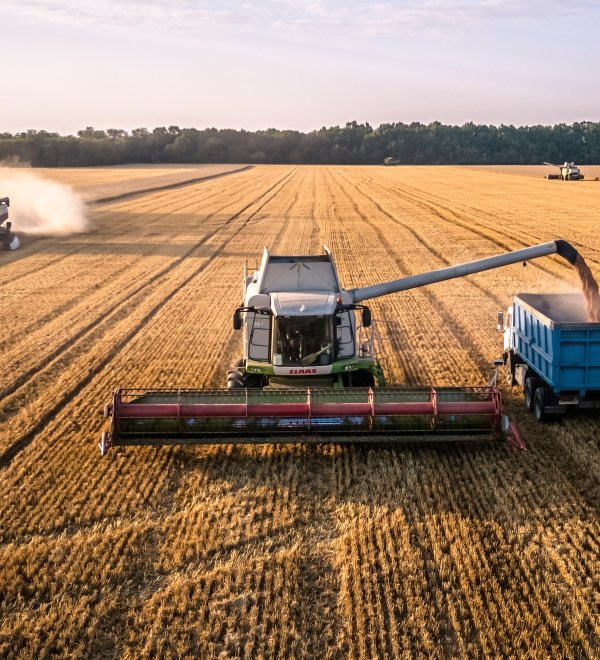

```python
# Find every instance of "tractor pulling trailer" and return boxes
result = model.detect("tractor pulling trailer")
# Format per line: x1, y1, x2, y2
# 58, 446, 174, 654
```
100, 239, 596, 455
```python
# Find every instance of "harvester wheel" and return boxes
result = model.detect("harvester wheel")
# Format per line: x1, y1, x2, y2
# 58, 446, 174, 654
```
524, 377, 538, 412
244, 373, 265, 388
533, 387, 548, 422
227, 368, 245, 389
505, 351, 517, 386
344, 369, 376, 387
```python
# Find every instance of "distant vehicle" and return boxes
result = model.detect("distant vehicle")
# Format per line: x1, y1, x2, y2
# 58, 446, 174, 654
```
543, 162, 584, 181
0, 197, 20, 250
383, 156, 400, 166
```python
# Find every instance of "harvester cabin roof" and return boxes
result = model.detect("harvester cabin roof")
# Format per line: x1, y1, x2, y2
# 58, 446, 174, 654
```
257, 249, 341, 293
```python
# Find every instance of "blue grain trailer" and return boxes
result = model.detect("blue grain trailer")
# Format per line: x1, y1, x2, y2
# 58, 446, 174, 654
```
502, 292, 600, 421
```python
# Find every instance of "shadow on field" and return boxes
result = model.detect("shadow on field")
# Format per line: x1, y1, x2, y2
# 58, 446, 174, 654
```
169, 433, 599, 522
171, 442, 517, 520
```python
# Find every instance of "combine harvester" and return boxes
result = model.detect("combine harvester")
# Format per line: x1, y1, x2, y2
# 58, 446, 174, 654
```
0, 198, 19, 250
100, 240, 583, 455
543, 162, 584, 181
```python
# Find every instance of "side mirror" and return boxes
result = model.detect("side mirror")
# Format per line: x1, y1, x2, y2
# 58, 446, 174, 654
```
497, 311, 504, 333
362, 307, 372, 328
233, 308, 242, 331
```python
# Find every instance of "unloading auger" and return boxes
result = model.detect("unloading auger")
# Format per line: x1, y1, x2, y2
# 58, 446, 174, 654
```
100, 240, 580, 454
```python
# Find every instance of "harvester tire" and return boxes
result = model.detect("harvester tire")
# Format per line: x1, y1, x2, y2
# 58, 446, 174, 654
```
524, 377, 538, 412
227, 359, 264, 389
533, 387, 548, 422
227, 369, 245, 389
244, 373, 265, 388
345, 369, 376, 387
227, 361, 246, 389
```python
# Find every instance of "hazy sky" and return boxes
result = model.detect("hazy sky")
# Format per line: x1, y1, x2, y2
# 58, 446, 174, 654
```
2, 1, 599, 133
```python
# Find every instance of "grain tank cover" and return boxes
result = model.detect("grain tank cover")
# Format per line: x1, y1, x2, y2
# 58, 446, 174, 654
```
271, 292, 338, 317
257, 249, 341, 293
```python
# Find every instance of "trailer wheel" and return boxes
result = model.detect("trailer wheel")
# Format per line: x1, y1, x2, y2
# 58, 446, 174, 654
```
505, 351, 517, 386
533, 387, 548, 422
524, 377, 538, 411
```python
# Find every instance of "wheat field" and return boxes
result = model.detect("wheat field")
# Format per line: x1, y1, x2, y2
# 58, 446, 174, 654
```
1, 165, 598, 658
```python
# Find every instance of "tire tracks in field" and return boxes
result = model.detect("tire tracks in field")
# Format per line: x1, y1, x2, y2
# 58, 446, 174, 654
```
0, 170, 275, 353
425, 449, 597, 655
0, 166, 255, 286
360, 170, 600, 274
91, 165, 253, 204
315, 170, 420, 385
207, 169, 309, 388
399, 172, 600, 264
336, 169, 508, 310
326, 168, 495, 381
0, 167, 299, 468
0, 168, 295, 401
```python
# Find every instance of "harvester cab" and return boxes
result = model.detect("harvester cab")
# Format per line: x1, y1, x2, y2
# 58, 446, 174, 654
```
100, 239, 581, 455
543, 162, 584, 181
229, 248, 382, 390
0, 198, 20, 251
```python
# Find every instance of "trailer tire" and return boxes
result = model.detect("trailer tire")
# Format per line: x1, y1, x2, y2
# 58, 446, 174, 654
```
505, 351, 517, 386
533, 387, 548, 422
524, 377, 538, 412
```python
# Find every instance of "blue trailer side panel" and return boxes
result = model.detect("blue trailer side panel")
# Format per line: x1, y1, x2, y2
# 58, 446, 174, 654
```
511, 293, 600, 395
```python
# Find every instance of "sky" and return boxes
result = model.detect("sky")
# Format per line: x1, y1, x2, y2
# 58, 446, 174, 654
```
1, 1, 599, 134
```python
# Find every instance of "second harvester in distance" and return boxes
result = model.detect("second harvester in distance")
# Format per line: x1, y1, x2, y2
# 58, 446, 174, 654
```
543, 161, 584, 180
0, 198, 19, 250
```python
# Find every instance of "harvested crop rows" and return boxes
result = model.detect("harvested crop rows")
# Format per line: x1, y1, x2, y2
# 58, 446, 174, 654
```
0, 165, 598, 658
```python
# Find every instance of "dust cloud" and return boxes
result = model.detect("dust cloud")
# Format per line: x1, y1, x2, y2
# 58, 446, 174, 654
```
0, 167, 88, 236
573, 253, 600, 322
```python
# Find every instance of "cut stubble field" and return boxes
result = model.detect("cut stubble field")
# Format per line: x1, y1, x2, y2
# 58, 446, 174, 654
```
0, 164, 598, 658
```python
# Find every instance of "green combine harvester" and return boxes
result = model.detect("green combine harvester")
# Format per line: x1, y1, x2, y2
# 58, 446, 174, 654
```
100, 240, 582, 454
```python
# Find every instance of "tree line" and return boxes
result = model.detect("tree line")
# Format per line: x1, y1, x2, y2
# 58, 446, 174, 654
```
1, 121, 598, 167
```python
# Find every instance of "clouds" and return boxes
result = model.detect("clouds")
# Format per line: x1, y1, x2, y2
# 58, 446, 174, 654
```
4, 0, 597, 36
2, 1, 238, 31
